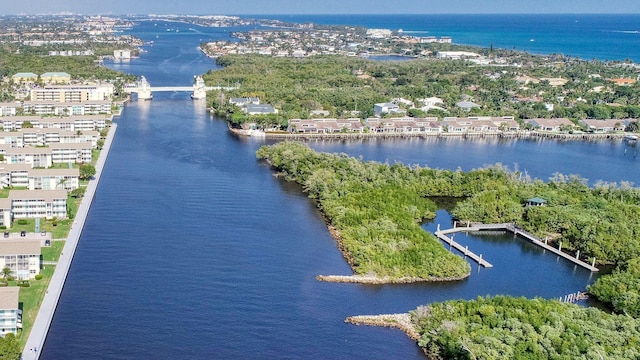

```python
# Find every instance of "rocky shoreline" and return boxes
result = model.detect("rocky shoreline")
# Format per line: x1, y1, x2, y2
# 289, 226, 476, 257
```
345, 313, 421, 341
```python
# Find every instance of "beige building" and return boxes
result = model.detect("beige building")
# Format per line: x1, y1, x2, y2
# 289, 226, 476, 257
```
3, 147, 53, 168
50, 143, 93, 163
0, 235, 43, 280
28, 168, 80, 191
0, 287, 19, 336
9, 189, 68, 220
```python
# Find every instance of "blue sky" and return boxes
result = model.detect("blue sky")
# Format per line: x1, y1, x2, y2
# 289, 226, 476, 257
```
2, 0, 640, 15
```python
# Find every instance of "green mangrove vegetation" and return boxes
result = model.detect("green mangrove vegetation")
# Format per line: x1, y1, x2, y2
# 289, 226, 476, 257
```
411, 295, 640, 359
257, 142, 640, 308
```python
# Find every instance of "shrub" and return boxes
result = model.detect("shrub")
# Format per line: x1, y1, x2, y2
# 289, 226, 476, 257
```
16, 220, 28, 225
16, 281, 29, 287
34, 274, 43, 280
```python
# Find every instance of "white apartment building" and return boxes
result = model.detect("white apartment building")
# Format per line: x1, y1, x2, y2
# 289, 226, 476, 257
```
0, 287, 19, 336
9, 189, 68, 220
50, 143, 93, 163
0, 164, 32, 188
3, 147, 53, 168
28, 168, 80, 191
0, 238, 41, 280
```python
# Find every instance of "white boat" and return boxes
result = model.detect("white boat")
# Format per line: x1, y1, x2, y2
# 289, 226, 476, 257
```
624, 134, 638, 141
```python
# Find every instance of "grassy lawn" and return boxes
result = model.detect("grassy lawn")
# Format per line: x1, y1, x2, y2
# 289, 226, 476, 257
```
16, 266, 54, 349
41, 241, 65, 262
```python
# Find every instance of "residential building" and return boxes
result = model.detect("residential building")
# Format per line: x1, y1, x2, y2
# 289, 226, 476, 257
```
0, 164, 32, 188
579, 119, 625, 133
0, 235, 43, 280
11, 73, 38, 84
40, 72, 71, 84
0, 287, 19, 336
456, 101, 481, 111
288, 118, 363, 133
50, 143, 93, 163
28, 168, 80, 191
9, 189, 68, 220
0, 115, 108, 132
245, 104, 278, 115
3, 147, 53, 168
373, 102, 401, 116
229, 97, 260, 106
527, 118, 575, 132
0, 104, 18, 117
0, 199, 10, 229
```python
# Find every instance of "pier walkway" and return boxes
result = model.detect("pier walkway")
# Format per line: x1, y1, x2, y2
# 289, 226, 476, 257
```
22, 124, 117, 359
435, 224, 493, 268
438, 223, 599, 272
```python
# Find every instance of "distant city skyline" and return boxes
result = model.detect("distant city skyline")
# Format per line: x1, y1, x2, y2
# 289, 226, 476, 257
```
2, 0, 640, 15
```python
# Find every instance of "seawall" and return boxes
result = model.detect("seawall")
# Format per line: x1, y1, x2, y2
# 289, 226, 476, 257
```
22, 124, 118, 359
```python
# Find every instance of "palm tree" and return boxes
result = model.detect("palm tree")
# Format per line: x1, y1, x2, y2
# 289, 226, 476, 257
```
1, 266, 12, 282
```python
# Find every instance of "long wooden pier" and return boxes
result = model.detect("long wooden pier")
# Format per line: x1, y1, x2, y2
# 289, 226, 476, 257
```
435, 224, 493, 268
440, 223, 599, 272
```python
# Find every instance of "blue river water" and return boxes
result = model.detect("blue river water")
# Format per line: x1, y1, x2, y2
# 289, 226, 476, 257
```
41, 18, 639, 359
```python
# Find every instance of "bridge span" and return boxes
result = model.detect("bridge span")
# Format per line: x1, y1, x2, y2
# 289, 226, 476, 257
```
124, 76, 237, 100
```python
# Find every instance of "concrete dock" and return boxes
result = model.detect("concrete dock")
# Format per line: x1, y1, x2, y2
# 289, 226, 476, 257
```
435, 225, 493, 268
439, 223, 599, 272
22, 124, 117, 359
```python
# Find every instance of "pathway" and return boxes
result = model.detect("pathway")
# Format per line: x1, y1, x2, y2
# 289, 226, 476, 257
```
22, 124, 117, 359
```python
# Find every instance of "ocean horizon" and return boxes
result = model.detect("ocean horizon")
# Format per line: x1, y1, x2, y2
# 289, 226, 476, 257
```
241, 14, 640, 62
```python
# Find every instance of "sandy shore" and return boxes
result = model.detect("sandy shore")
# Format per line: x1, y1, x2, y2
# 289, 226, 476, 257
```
345, 313, 421, 341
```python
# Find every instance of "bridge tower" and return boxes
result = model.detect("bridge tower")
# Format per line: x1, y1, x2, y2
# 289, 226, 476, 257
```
191, 76, 207, 100
137, 76, 153, 100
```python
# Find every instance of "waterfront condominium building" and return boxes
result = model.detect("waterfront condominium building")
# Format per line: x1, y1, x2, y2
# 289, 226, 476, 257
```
0, 287, 19, 336
0, 237, 41, 280
9, 189, 68, 220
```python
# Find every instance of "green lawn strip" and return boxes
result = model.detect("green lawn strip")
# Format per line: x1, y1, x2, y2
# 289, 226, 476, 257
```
41, 241, 65, 262
16, 266, 54, 349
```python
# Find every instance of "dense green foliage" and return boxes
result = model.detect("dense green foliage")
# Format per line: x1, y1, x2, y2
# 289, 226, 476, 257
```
205, 54, 640, 129
588, 257, 640, 317
0, 333, 21, 360
0, 50, 132, 80
258, 142, 640, 310
257, 141, 471, 279
412, 296, 640, 359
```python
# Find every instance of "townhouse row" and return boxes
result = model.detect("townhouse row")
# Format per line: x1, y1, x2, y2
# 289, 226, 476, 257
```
289, 117, 635, 134
288, 116, 520, 134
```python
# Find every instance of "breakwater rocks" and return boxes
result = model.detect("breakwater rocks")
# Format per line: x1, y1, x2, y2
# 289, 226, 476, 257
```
316, 274, 469, 284
345, 313, 420, 341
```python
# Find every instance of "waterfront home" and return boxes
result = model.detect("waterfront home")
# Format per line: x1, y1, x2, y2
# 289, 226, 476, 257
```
443, 117, 499, 132
365, 117, 440, 133
527, 118, 575, 132
245, 104, 278, 115
9, 189, 68, 220
50, 143, 93, 164
28, 168, 80, 191
579, 119, 625, 133
0, 164, 32, 188
373, 102, 401, 116
3, 147, 53, 168
0, 236, 42, 280
0, 287, 19, 336
436, 51, 480, 60
288, 118, 363, 133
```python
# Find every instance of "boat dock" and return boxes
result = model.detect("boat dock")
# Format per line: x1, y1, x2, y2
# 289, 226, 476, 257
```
438, 223, 599, 272
435, 224, 493, 268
